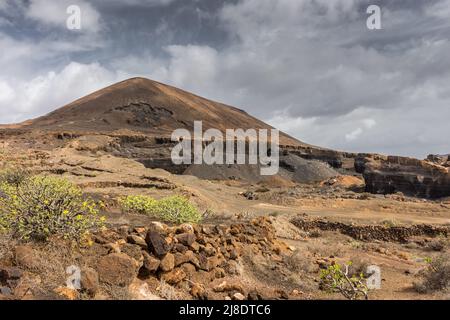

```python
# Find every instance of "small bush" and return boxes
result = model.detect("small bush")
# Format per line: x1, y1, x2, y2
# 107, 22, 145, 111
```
414, 254, 450, 293
118, 195, 158, 215
119, 195, 202, 224
284, 250, 317, 274
309, 229, 322, 238
0, 167, 30, 187
348, 258, 370, 278
381, 219, 398, 228
319, 262, 369, 300
425, 238, 447, 252
0, 175, 104, 241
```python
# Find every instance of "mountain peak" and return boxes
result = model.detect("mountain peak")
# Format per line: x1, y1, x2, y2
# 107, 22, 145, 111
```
17, 78, 302, 146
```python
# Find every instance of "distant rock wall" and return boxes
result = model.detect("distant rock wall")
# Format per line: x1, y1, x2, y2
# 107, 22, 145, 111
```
356, 154, 450, 199
291, 216, 449, 243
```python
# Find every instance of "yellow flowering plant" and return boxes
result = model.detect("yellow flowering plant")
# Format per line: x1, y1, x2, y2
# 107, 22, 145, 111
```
0, 174, 104, 242
119, 195, 202, 224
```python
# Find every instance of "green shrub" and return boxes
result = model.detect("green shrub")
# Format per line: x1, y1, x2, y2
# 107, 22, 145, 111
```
155, 196, 202, 224
319, 262, 369, 300
0, 167, 30, 187
118, 195, 158, 215
0, 175, 104, 241
119, 195, 202, 224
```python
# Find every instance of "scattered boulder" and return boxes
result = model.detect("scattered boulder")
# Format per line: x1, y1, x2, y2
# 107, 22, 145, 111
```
142, 251, 160, 273
161, 268, 186, 285
127, 235, 147, 248
173, 243, 188, 253
248, 290, 263, 300
14, 246, 40, 270
53, 287, 79, 300
160, 253, 175, 272
97, 253, 138, 287
190, 283, 207, 300
213, 281, 244, 293
120, 243, 144, 268
128, 278, 162, 300
146, 231, 171, 257
176, 224, 194, 234
175, 233, 196, 246
233, 292, 245, 300
80, 267, 99, 297
0, 286, 12, 296
0, 267, 23, 282
180, 263, 197, 278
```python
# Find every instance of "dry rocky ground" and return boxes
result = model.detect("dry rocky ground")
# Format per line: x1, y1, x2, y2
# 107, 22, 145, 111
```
0, 139, 448, 301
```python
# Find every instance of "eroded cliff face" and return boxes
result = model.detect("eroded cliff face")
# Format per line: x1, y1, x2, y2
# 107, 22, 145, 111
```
356, 154, 450, 199
426, 154, 450, 167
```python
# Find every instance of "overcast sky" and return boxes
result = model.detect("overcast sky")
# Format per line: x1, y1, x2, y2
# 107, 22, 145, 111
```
1, 0, 450, 158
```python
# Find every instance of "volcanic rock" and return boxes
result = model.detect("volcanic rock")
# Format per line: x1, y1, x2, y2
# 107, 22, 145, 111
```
97, 253, 138, 287
160, 253, 175, 272
142, 251, 160, 273
356, 154, 450, 198
146, 231, 171, 257
80, 267, 99, 297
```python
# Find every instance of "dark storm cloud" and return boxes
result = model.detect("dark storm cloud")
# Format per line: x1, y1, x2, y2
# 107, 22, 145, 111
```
0, 0, 450, 157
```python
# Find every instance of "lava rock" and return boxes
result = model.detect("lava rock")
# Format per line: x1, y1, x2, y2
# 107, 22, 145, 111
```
160, 253, 175, 272
97, 253, 138, 287
146, 231, 170, 257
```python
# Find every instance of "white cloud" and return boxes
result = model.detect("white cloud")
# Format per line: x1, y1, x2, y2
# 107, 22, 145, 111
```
345, 128, 363, 142
363, 119, 376, 129
163, 45, 218, 87
426, 0, 450, 18
0, 62, 124, 123
0, 81, 15, 103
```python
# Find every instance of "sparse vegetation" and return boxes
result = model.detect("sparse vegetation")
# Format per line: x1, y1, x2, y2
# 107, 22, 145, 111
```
157, 279, 182, 300
0, 173, 104, 242
319, 262, 369, 300
284, 250, 317, 274
0, 167, 30, 187
424, 238, 447, 252
414, 253, 450, 293
381, 219, 398, 228
307, 241, 345, 258
119, 195, 202, 224
309, 229, 322, 238
118, 195, 158, 215
268, 211, 281, 217
347, 258, 370, 278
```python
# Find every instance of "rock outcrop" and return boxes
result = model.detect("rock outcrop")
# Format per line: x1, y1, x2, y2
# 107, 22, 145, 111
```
427, 154, 450, 167
355, 154, 450, 199
291, 216, 449, 243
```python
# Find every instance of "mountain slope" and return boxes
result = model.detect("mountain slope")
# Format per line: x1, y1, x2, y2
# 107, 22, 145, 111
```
23, 77, 304, 146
